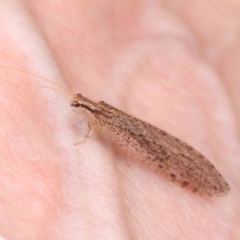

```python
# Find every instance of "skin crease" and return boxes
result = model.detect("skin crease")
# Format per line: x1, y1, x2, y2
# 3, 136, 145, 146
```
0, 0, 239, 239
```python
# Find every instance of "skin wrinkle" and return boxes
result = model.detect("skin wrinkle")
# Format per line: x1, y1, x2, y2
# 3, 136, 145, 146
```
166, 0, 240, 133
203, 70, 240, 146
220, 54, 240, 137
0, 144, 60, 209
86, 154, 132, 239
112, 166, 134, 239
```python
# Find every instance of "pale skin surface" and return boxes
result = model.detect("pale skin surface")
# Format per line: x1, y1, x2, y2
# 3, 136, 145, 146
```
0, 0, 239, 239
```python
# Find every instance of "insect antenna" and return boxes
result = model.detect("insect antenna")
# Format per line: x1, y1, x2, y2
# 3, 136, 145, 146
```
19, 83, 73, 98
0, 65, 73, 96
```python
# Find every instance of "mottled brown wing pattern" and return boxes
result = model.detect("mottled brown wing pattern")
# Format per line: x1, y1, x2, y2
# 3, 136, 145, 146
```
97, 102, 230, 197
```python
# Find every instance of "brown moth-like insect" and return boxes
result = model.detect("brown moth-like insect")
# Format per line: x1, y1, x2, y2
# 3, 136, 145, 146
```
2, 66, 230, 197
70, 93, 230, 197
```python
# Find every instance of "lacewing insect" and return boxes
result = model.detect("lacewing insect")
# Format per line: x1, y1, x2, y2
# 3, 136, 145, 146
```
2, 66, 230, 197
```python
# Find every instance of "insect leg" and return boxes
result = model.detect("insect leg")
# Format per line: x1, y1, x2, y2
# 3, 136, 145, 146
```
74, 121, 101, 145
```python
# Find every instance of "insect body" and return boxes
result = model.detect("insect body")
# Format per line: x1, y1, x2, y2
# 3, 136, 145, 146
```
71, 94, 230, 197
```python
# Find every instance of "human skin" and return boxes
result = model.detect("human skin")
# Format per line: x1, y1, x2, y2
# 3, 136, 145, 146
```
0, 0, 239, 239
